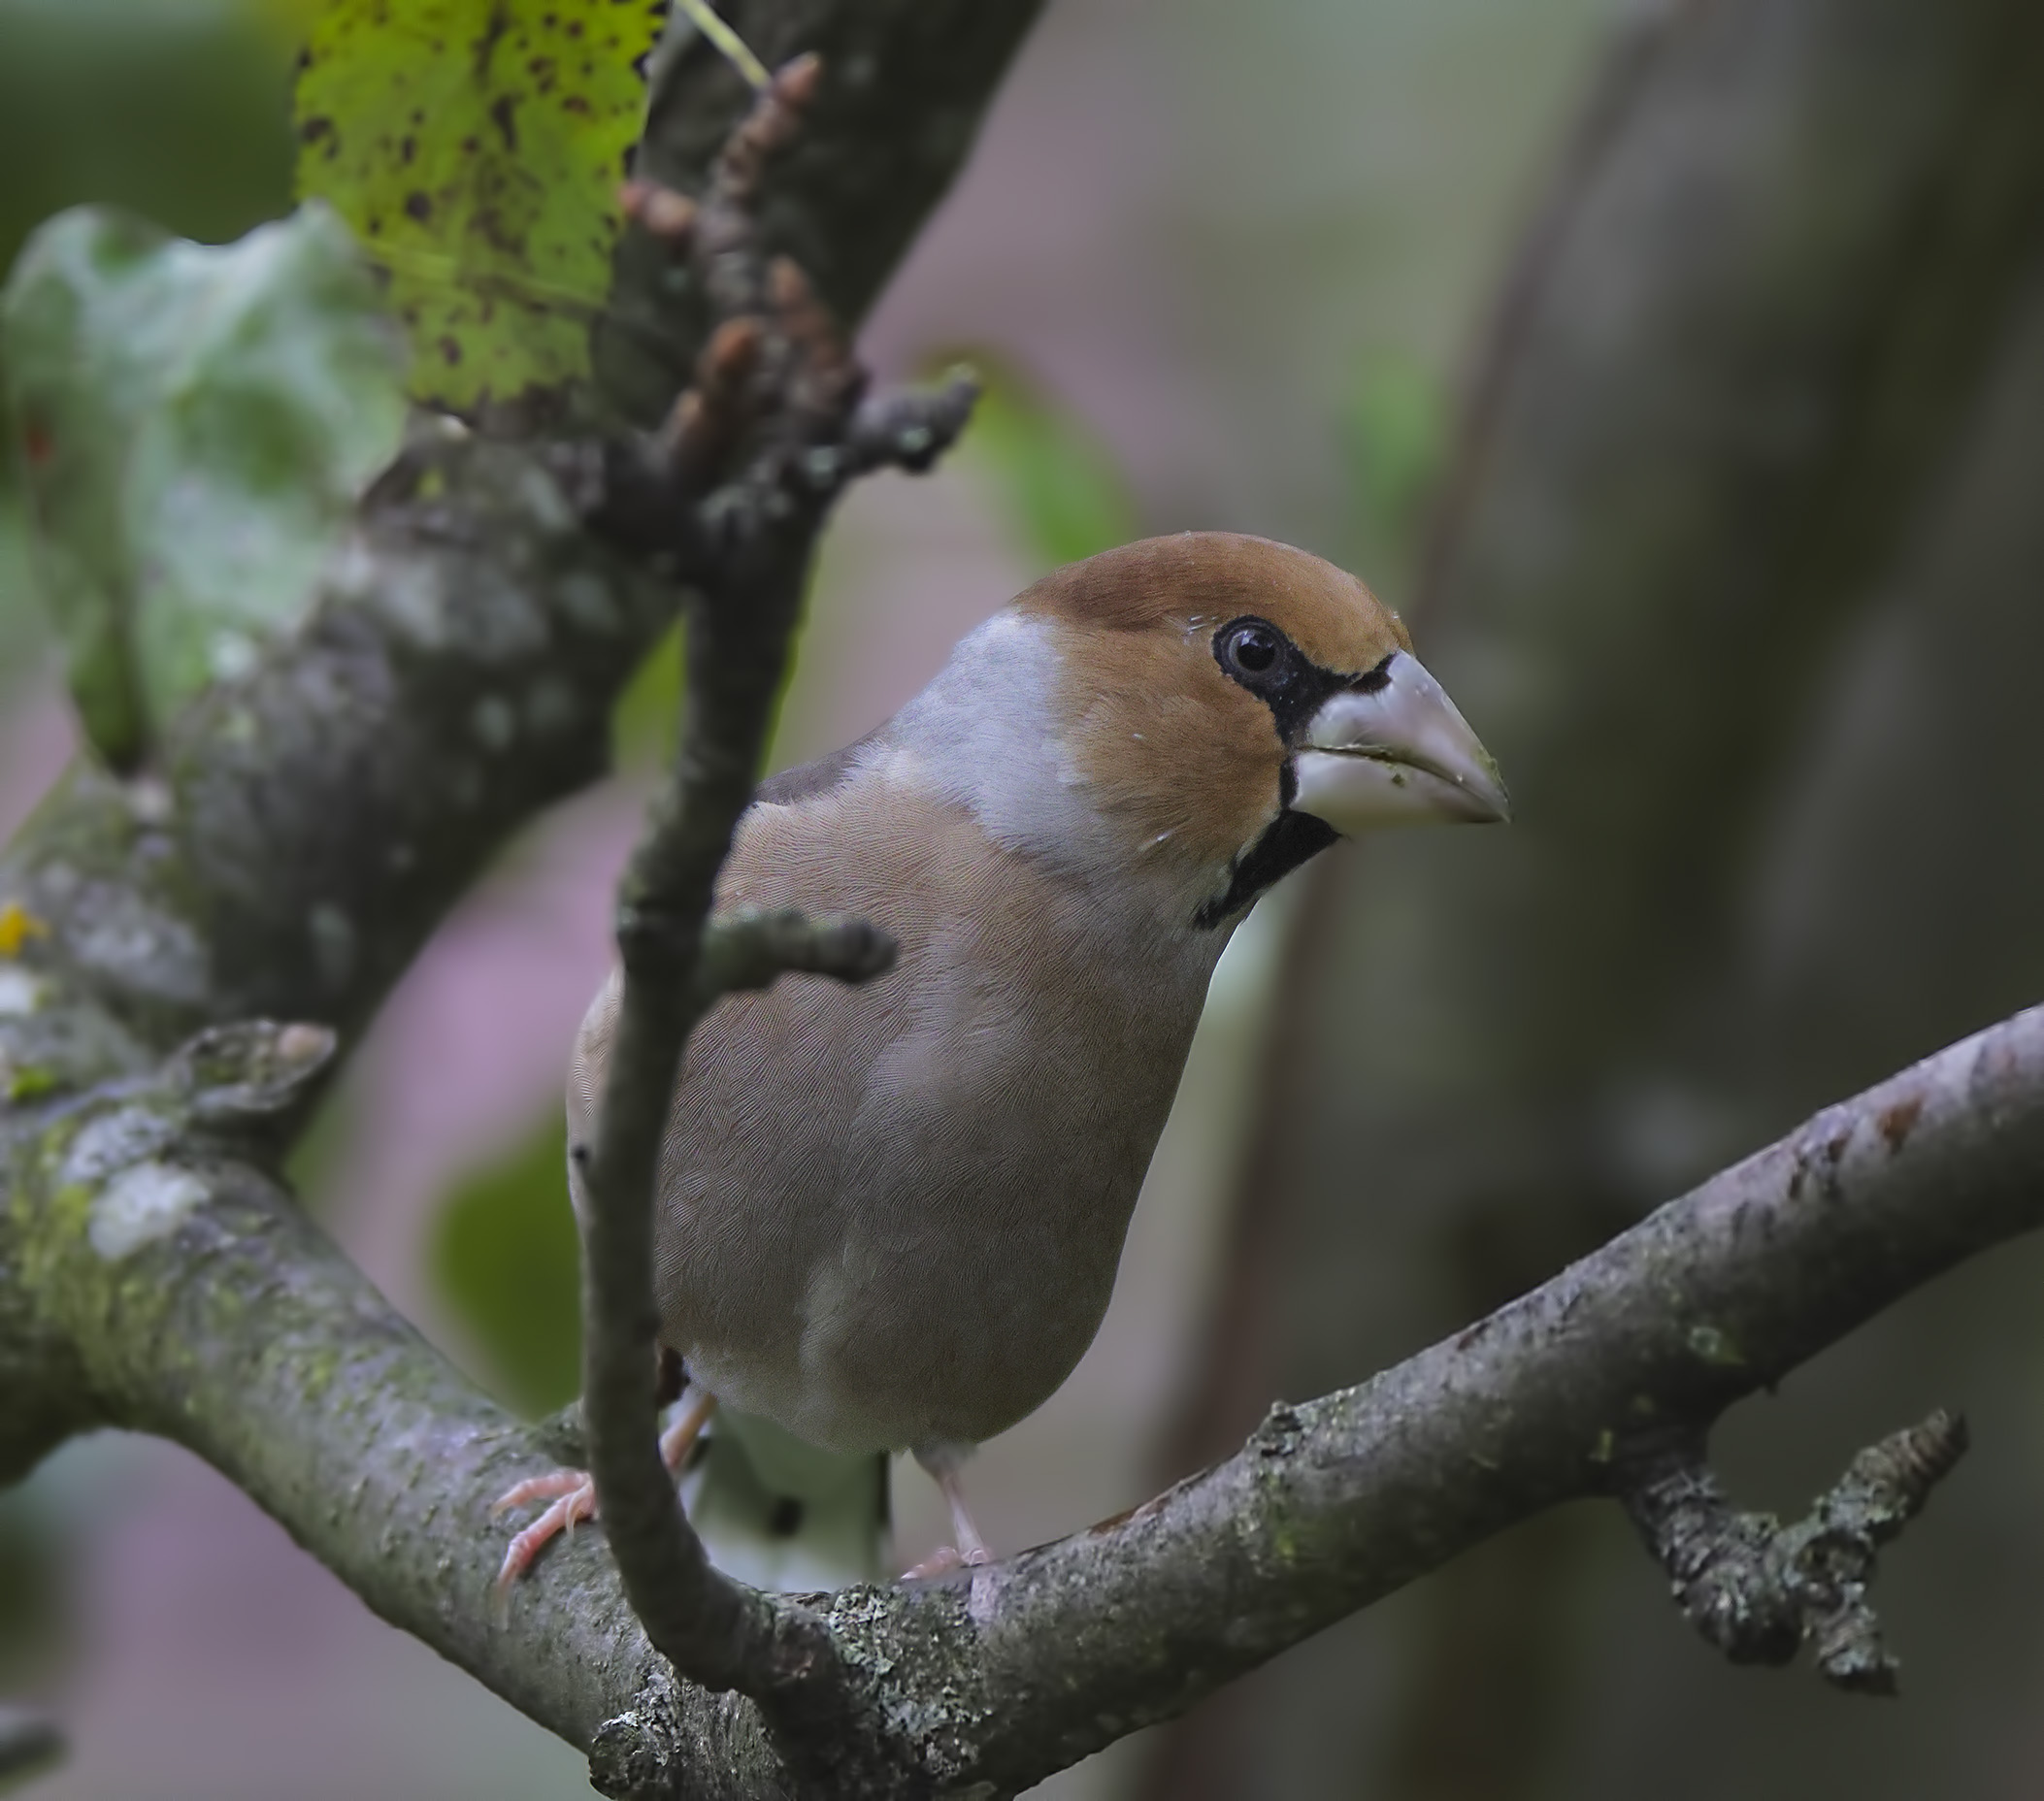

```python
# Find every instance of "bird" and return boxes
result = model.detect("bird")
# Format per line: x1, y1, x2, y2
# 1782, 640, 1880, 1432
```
494, 530, 1508, 1589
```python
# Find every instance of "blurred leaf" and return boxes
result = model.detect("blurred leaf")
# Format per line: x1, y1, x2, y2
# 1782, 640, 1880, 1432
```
244, 0, 327, 44
954, 354, 1137, 572
0, 388, 40, 701
0, 203, 407, 768
610, 615, 684, 774
1344, 347, 1448, 571
295, 0, 666, 413
0, 1704, 64, 1792
281, 1076, 357, 1221
431, 1111, 581, 1415
0, 1489, 69, 1695
0, 0, 296, 276
0, 0, 299, 714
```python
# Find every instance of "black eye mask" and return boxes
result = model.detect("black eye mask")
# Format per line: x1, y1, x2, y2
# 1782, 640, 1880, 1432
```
1212, 616, 1394, 745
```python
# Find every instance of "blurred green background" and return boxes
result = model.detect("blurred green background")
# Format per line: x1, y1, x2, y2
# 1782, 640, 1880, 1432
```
10, 1, 2044, 1798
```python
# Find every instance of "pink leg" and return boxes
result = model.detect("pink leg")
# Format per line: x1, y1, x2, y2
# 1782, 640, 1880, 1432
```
494, 1476, 597, 1589
657, 1387, 719, 1473
492, 1388, 718, 1588
903, 1446, 993, 1579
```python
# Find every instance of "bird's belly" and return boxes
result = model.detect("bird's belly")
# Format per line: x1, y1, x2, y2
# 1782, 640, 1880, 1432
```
673, 1121, 1144, 1457
686, 1226, 1122, 1456
809, 1199, 1127, 1452
661, 983, 1188, 1455
647, 802, 1215, 1459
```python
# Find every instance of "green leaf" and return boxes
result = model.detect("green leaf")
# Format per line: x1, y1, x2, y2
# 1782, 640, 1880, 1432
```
294, 0, 667, 413
1, 203, 407, 768
1344, 347, 1448, 569
955, 354, 1137, 572
430, 1111, 582, 1415
0, 386, 42, 702
0, 1487, 67, 1692
610, 615, 684, 774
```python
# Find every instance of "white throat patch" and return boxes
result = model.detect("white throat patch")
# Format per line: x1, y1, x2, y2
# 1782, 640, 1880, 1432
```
887, 609, 1239, 943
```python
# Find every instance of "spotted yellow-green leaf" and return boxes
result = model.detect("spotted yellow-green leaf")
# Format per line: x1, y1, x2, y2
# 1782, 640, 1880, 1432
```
294, 0, 668, 412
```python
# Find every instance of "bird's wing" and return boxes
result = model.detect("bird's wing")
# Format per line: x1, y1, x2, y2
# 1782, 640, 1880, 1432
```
565, 738, 1030, 1402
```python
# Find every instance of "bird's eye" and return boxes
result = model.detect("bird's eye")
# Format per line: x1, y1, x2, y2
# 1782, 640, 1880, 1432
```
1222, 621, 1281, 678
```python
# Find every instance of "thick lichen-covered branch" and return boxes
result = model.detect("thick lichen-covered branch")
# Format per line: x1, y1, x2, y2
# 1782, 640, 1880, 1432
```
0, 1028, 747, 1785
9, 973, 2042, 1798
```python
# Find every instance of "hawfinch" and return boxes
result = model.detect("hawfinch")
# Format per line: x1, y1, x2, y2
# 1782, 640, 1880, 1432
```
497, 532, 1507, 1588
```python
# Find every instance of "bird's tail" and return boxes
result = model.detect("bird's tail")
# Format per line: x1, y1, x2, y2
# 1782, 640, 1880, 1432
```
681, 1403, 889, 1591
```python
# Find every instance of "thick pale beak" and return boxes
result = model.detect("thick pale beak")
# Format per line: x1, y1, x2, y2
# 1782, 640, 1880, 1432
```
1291, 651, 1510, 832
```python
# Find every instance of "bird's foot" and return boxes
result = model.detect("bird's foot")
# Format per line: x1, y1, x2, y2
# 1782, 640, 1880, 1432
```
492, 1472, 597, 1588
901, 1541, 993, 1581
491, 1388, 716, 1588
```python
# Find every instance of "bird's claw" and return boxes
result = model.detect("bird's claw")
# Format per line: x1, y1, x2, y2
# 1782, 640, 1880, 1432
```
493, 1472, 598, 1589
493, 1387, 717, 1590
489, 1468, 594, 1517
901, 1542, 993, 1581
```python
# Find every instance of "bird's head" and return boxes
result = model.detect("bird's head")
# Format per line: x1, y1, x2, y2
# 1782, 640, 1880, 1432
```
974, 532, 1508, 930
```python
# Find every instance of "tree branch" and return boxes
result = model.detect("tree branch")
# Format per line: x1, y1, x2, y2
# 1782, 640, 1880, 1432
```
1616, 1409, 1969, 1694
696, 909, 898, 1005
598, 0, 1045, 423
9, 952, 2043, 1796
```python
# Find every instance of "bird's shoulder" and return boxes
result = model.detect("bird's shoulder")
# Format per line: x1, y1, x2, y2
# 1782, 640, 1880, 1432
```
725, 733, 1011, 925
751, 726, 884, 810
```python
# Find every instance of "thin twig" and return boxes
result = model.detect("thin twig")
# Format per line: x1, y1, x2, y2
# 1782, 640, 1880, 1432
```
696, 909, 898, 1003
1616, 1411, 1969, 1693
672, 0, 773, 92
575, 55, 973, 1782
